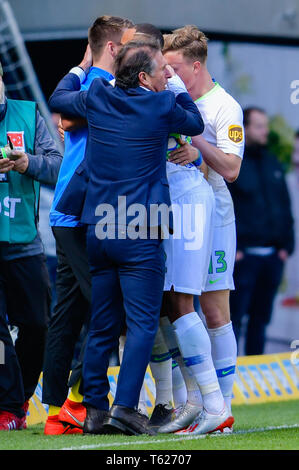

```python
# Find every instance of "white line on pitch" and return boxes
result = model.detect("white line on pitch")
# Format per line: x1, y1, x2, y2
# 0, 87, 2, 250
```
60, 423, 299, 451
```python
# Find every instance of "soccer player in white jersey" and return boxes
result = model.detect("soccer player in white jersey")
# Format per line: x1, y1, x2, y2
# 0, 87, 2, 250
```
161, 26, 244, 435
156, 65, 235, 435
156, 118, 234, 437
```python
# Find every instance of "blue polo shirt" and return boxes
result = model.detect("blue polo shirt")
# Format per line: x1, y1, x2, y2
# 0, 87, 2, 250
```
50, 67, 114, 227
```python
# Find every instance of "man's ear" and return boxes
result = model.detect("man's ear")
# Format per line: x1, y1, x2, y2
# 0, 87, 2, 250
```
138, 71, 149, 87
107, 41, 118, 58
193, 61, 202, 74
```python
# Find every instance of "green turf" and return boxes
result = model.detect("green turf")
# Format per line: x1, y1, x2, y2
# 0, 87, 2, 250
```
1, 400, 299, 450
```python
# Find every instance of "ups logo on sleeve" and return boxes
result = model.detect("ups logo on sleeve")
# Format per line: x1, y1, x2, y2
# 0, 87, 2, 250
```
228, 125, 243, 143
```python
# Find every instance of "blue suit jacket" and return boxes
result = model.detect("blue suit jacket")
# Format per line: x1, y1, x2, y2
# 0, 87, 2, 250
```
49, 74, 204, 229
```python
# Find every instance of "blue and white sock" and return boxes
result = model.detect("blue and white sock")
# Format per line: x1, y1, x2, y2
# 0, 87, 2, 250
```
171, 360, 188, 409
160, 316, 201, 407
173, 312, 224, 414
150, 327, 173, 409
208, 321, 237, 415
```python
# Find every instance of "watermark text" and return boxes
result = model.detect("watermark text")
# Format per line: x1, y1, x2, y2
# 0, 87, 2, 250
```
290, 80, 299, 104
94, 196, 205, 251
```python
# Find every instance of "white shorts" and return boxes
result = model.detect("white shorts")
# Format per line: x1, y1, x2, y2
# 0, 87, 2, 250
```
163, 182, 215, 295
203, 221, 236, 292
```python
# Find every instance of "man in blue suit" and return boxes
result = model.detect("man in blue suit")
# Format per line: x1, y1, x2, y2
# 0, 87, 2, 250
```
49, 39, 204, 435
42, 15, 134, 436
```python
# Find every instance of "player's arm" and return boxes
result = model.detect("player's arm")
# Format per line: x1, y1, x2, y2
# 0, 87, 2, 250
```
191, 135, 242, 183
48, 72, 88, 118
49, 45, 92, 119
168, 138, 208, 178
192, 103, 244, 183
200, 160, 209, 180
168, 137, 199, 165
56, 46, 90, 131
169, 95, 204, 136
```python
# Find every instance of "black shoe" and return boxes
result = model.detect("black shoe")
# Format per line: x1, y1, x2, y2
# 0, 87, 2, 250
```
83, 405, 108, 434
103, 405, 157, 436
149, 404, 174, 429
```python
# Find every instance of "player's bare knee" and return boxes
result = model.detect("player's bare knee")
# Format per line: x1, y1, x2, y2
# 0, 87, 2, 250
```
202, 306, 229, 329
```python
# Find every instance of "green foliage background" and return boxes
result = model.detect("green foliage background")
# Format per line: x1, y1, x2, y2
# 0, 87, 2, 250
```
268, 115, 295, 172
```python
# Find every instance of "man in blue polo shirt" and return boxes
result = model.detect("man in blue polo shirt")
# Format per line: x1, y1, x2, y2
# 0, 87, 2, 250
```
42, 15, 134, 435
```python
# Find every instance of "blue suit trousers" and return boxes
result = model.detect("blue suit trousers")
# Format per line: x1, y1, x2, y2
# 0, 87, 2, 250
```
83, 225, 165, 410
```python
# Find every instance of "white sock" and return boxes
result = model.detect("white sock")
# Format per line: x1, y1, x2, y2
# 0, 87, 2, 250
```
174, 355, 203, 406
171, 360, 187, 409
208, 321, 237, 415
173, 312, 224, 414
150, 327, 173, 409
159, 316, 202, 407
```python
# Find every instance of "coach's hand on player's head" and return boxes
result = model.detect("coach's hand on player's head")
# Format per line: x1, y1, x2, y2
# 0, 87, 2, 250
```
169, 140, 199, 166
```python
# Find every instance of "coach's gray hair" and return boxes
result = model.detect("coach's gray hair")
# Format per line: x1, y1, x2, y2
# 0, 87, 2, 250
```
115, 40, 160, 89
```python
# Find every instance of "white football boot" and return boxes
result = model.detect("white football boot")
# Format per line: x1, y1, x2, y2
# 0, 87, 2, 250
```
158, 401, 202, 434
175, 405, 234, 435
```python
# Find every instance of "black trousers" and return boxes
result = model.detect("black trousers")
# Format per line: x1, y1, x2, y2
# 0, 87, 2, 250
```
230, 252, 284, 355
0, 253, 51, 415
42, 226, 91, 407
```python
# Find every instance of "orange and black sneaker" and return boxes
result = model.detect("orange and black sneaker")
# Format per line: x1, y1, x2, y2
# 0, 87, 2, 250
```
58, 398, 86, 429
44, 414, 83, 435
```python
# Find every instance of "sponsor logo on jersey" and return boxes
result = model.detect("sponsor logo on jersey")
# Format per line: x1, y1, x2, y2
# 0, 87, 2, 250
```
228, 125, 243, 143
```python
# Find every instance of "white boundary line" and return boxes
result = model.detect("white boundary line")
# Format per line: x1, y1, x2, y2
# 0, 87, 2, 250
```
61, 423, 299, 451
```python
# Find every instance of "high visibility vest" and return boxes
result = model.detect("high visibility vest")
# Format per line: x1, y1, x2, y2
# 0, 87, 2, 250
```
0, 99, 39, 243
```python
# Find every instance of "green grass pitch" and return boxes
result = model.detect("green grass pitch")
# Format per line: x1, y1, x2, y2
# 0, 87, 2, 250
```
1, 400, 298, 450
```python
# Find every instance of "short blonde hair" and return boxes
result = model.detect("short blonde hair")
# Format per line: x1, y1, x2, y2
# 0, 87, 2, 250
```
163, 25, 208, 63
